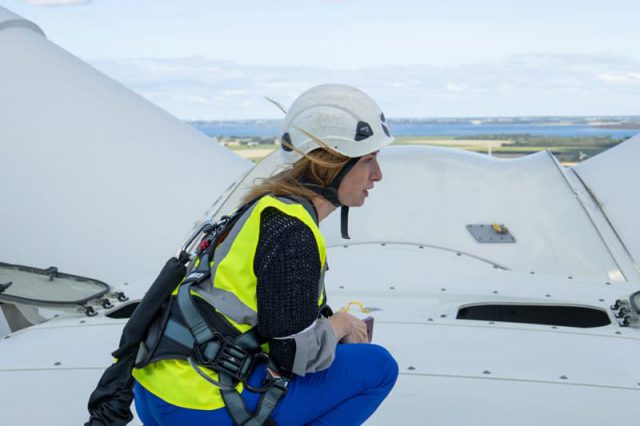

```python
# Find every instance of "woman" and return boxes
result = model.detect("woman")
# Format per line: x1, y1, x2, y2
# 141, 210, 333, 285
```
132, 84, 399, 425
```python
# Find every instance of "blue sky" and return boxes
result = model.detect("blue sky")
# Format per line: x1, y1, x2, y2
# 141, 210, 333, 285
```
3, 0, 639, 119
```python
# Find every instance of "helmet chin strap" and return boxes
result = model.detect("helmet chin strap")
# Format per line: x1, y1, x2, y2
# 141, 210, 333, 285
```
299, 157, 360, 239
340, 206, 351, 240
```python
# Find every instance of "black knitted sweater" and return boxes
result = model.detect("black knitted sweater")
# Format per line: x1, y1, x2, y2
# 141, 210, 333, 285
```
254, 206, 323, 374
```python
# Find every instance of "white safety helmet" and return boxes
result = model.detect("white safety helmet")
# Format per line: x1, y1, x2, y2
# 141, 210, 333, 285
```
280, 84, 394, 163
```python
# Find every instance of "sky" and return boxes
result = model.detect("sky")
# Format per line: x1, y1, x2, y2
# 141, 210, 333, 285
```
2, 0, 639, 119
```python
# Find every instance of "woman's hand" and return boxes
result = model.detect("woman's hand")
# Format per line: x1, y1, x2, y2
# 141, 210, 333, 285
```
329, 312, 369, 343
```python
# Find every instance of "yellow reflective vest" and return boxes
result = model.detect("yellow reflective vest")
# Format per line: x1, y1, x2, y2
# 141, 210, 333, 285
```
133, 195, 327, 410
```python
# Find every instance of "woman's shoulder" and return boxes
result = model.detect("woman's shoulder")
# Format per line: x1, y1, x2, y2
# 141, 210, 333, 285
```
249, 194, 318, 225
254, 206, 321, 276
259, 205, 315, 240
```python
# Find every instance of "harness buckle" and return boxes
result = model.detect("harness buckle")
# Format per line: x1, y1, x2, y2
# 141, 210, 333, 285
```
244, 365, 290, 396
194, 334, 255, 382
267, 373, 289, 394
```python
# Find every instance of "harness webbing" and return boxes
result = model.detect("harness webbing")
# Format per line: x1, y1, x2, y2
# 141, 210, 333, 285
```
251, 379, 288, 425
177, 283, 215, 345
138, 196, 324, 424
177, 281, 287, 425
162, 319, 195, 348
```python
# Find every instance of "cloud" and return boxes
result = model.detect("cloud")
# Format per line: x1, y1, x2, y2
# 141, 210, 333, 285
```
509, 52, 636, 68
25, 0, 91, 6
90, 53, 640, 119
596, 72, 640, 85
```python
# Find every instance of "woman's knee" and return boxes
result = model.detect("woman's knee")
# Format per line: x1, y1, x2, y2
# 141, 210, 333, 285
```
368, 344, 399, 387
344, 344, 398, 390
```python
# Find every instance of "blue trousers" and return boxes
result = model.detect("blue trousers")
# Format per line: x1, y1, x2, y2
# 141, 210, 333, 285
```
134, 343, 398, 425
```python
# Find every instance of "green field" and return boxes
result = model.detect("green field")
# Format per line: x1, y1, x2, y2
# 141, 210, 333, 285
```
220, 134, 626, 164
391, 135, 623, 162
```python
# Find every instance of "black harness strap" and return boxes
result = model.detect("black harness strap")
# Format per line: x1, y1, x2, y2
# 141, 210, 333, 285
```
177, 283, 287, 425
219, 362, 288, 426
220, 375, 254, 425
162, 319, 195, 348
177, 282, 215, 345
250, 373, 288, 425
145, 197, 302, 425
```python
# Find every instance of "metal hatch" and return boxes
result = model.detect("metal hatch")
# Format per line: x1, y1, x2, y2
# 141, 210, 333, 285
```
0, 261, 110, 308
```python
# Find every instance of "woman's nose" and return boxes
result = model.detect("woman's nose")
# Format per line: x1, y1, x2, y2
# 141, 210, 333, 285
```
372, 159, 383, 182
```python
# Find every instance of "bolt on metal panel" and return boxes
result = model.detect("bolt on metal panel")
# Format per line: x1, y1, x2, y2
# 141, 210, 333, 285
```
466, 224, 516, 243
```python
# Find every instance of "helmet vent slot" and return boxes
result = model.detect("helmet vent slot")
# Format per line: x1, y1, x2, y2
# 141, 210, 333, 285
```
355, 121, 373, 141
280, 133, 293, 152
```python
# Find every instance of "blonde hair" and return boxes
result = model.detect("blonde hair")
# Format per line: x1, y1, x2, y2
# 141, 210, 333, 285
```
241, 148, 351, 205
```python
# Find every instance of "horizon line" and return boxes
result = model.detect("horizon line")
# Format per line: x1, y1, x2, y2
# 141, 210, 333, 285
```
184, 115, 640, 122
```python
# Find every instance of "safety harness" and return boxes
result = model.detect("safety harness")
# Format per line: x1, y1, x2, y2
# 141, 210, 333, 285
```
166, 278, 289, 426
135, 196, 324, 425
87, 196, 324, 426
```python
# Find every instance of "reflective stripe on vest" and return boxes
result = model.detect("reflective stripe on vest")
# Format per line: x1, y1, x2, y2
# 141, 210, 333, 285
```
193, 195, 326, 334
133, 195, 326, 410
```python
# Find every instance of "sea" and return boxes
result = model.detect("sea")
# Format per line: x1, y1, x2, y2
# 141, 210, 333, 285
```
191, 121, 640, 139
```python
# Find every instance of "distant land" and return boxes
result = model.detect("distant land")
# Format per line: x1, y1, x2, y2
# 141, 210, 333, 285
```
188, 116, 640, 127
188, 116, 640, 138
187, 116, 640, 164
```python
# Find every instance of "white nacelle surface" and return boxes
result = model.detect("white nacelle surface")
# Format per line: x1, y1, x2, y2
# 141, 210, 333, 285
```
219, 145, 635, 282
321, 146, 631, 282
1, 243, 639, 425
0, 6, 251, 289
324, 244, 640, 425
574, 134, 640, 274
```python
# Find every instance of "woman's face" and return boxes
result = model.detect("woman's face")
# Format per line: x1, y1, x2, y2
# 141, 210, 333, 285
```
337, 152, 383, 207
